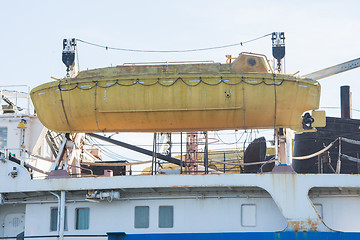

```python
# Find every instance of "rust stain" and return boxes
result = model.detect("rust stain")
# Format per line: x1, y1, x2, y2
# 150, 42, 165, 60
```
288, 220, 300, 231
307, 218, 319, 232
287, 218, 320, 232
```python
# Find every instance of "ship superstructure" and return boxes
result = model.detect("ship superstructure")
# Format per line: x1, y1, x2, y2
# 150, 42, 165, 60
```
1, 33, 360, 240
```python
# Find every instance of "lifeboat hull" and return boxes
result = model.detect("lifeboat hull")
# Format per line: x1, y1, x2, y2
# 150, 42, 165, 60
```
31, 71, 320, 133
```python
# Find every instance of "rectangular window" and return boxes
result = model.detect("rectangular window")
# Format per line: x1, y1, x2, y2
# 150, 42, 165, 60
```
241, 204, 256, 227
135, 206, 149, 228
76, 208, 90, 230
50, 208, 58, 232
314, 203, 323, 219
50, 207, 68, 231
0, 128, 7, 149
159, 206, 173, 228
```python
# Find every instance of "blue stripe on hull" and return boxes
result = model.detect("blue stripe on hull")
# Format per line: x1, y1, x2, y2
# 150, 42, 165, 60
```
108, 232, 360, 240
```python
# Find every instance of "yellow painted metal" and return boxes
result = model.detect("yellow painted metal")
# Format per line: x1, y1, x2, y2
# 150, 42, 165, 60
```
312, 110, 326, 127
291, 110, 326, 133
30, 54, 321, 133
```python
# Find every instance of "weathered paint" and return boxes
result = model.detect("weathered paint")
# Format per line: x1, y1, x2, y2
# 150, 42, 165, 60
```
3, 160, 360, 233
30, 54, 320, 133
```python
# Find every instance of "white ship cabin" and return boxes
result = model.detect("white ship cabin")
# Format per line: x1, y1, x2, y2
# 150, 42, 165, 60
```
0, 86, 52, 177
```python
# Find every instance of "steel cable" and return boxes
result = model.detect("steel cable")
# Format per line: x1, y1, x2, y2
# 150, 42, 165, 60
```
76, 33, 272, 53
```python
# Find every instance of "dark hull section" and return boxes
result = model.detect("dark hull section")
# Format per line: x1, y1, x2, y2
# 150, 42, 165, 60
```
243, 137, 274, 173
293, 117, 360, 174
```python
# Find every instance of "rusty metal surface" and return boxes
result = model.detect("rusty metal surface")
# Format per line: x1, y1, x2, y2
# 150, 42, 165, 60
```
3, 158, 360, 232
272, 164, 296, 173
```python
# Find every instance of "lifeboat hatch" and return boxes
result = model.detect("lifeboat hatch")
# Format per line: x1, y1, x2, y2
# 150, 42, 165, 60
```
231, 53, 271, 73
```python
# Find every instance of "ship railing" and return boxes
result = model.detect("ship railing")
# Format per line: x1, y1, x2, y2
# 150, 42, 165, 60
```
293, 136, 360, 174
23, 149, 95, 178
0, 148, 95, 179
0, 148, 23, 160
123, 60, 215, 66
0, 85, 33, 116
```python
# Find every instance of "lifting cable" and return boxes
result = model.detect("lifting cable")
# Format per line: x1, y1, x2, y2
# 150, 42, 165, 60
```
58, 82, 72, 133
76, 33, 272, 53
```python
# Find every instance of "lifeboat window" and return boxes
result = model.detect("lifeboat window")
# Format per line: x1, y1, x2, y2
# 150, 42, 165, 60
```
241, 204, 256, 227
159, 206, 173, 228
75, 208, 90, 230
0, 128, 7, 149
248, 58, 256, 66
50, 207, 68, 231
135, 206, 149, 228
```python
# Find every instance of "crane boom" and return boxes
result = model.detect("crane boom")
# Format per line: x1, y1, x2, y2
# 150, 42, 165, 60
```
303, 57, 360, 80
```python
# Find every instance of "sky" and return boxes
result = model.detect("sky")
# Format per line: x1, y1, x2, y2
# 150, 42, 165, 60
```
1, 0, 360, 166
1, 0, 359, 114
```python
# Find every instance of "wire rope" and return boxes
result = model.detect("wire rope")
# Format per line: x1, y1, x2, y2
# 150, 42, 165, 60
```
76, 33, 272, 53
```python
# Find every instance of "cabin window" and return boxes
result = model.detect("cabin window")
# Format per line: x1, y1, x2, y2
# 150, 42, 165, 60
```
76, 208, 90, 230
134, 206, 149, 228
241, 204, 256, 227
50, 207, 68, 231
159, 206, 173, 228
0, 128, 7, 149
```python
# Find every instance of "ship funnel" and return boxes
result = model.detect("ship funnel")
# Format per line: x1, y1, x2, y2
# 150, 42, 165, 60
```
340, 85, 352, 119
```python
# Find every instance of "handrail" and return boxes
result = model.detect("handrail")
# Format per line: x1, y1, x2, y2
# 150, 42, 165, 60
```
239, 52, 274, 74
123, 60, 215, 66
23, 149, 93, 176
0, 85, 33, 116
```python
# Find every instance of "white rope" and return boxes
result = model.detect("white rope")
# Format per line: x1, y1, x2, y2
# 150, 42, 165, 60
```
210, 159, 275, 166
341, 154, 360, 163
341, 137, 360, 146
292, 138, 338, 160
82, 160, 152, 167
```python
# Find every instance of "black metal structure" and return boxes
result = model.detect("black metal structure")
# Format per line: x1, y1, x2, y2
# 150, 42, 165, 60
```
87, 133, 183, 166
293, 86, 360, 174
62, 38, 76, 76
293, 117, 360, 174
81, 161, 129, 176
271, 32, 285, 61
243, 137, 274, 173
271, 32, 285, 72
341, 85, 351, 119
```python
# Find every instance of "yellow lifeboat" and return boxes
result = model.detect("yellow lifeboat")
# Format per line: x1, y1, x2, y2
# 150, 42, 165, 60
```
30, 53, 322, 133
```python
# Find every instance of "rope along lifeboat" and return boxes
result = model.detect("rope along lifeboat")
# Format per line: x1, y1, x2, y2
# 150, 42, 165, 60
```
30, 53, 321, 133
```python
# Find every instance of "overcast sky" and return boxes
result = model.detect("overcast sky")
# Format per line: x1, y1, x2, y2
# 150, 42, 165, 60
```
1, 0, 359, 116
1, 0, 360, 164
